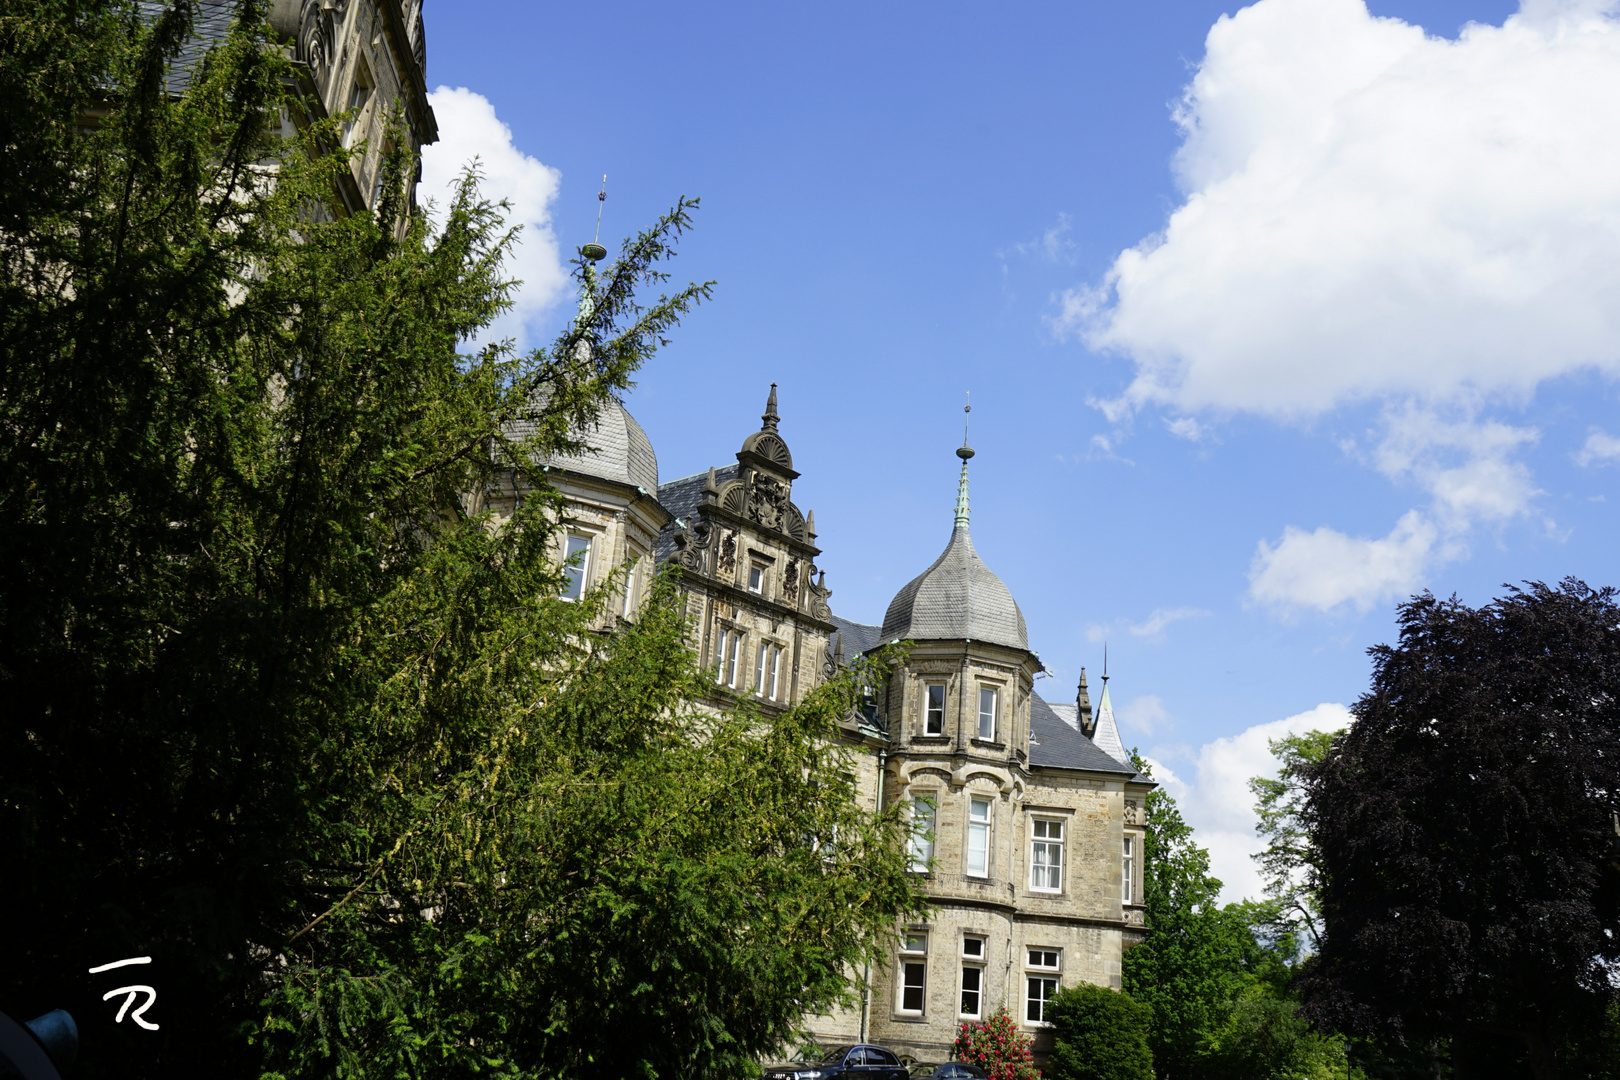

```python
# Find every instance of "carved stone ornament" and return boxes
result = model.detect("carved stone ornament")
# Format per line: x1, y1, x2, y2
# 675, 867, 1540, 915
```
669, 517, 716, 574
782, 557, 800, 603
808, 572, 831, 621
784, 503, 807, 541
747, 474, 787, 531
718, 530, 738, 575
1124, 799, 1138, 825
298, 1, 336, 77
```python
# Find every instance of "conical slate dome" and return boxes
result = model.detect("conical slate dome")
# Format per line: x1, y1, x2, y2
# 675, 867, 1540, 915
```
513, 399, 659, 492
880, 525, 1029, 652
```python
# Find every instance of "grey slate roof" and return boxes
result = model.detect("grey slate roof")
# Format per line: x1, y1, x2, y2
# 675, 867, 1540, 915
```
829, 615, 885, 660
1047, 702, 1080, 731
508, 401, 659, 495
137, 1, 237, 95
1029, 692, 1138, 774
1090, 680, 1130, 767
880, 526, 1029, 651
653, 465, 738, 562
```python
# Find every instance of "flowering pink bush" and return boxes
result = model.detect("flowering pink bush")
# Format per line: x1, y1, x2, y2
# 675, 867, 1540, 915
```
951, 1007, 1040, 1080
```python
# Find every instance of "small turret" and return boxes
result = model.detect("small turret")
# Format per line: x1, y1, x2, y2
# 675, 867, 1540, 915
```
1077, 667, 1095, 738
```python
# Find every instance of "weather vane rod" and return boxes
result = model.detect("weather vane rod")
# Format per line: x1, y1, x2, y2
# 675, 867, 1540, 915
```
582, 175, 609, 263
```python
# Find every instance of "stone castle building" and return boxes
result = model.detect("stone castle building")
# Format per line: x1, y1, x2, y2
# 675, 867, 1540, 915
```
166, 5, 1152, 1062
533, 386, 1154, 1062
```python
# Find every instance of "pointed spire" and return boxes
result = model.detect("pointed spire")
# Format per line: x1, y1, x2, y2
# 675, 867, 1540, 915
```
806, 508, 817, 540
954, 393, 974, 529
1091, 656, 1129, 766
1077, 667, 1095, 738
761, 383, 780, 432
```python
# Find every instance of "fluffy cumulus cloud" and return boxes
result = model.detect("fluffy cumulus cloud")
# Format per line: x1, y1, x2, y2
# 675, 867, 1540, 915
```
1575, 428, 1620, 465
420, 87, 569, 352
1066, 0, 1620, 612
1148, 703, 1352, 904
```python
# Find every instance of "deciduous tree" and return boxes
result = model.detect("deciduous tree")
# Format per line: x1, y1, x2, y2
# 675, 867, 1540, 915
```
1299, 581, 1620, 1080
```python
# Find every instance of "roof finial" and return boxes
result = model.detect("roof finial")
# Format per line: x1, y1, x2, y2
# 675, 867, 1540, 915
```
954, 392, 974, 529
762, 383, 780, 432
1103, 642, 1109, 683
581, 175, 608, 262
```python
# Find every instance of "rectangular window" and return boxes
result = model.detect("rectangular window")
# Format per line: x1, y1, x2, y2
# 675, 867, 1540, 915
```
960, 965, 982, 1018
622, 558, 640, 618
561, 535, 591, 600
909, 796, 936, 872
1030, 818, 1064, 892
967, 796, 991, 878
1026, 948, 1060, 1024
1026, 976, 1058, 1024
963, 936, 985, 960
1123, 835, 1135, 905
748, 564, 765, 593
715, 629, 741, 688
754, 644, 782, 700
343, 63, 374, 148
925, 684, 946, 735
899, 932, 927, 1014
978, 686, 998, 741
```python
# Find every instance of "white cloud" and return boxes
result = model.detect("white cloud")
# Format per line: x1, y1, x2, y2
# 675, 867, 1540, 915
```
1061, 0, 1620, 607
1071, 0, 1620, 420
1575, 427, 1620, 465
420, 87, 569, 352
1165, 416, 1213, 442
1088, 606, 1211, 642
1119, 694, 1173, 737
1153, 703, 1353, 904
1249, 509, 1438, 613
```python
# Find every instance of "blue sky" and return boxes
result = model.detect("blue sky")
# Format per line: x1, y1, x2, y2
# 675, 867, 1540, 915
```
420, 0, 1620, 897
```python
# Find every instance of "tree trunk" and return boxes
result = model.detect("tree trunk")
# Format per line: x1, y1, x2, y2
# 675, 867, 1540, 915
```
1523, 1030, 1560, 1080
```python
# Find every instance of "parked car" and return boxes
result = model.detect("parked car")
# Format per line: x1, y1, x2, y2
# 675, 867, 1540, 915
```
907, 1064, 988, 1080
761, 1043, 910, 1080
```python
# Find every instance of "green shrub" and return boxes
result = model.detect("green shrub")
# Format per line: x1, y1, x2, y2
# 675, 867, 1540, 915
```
1044, 983, 1154, 1080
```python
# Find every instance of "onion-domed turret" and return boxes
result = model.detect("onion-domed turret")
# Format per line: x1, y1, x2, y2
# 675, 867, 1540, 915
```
879, 441, 1029, 651
539, 400, 659, 492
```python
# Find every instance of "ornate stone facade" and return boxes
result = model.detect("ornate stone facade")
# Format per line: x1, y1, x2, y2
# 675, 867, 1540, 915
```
533, 385, 1154, 1065
268, 0, 437, 215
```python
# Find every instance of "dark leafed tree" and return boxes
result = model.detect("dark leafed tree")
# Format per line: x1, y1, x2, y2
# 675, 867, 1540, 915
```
0, 3, 927, 1077
1299, 580, 1620, 1080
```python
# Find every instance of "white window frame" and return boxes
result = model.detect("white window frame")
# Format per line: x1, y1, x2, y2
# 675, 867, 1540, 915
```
1025, 948, 1061, 1025
715, 628, 742, 688
959, 936, 986, 1019
1123, 834, 1136, 905
898, 932, 928, 1015
908, 795, 936, 872
977, 685, 998, 741
747, 563, 766, 594
1029, 817, 1064, 893
966, 796, 992, 878
343, 61, 375, 148
753, 643, 783, 700
924, 683, 946, 735
622, 557, 640, 619
560, 534, 592, 601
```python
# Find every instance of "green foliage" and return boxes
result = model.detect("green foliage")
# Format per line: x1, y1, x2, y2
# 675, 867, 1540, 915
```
1197, 989, 1347, 1080
1248, 730, 1336, 949
1121, 755, 1259, 1079
1300, 582, 1620, 1080
0, 4, 928, 1077
1044, 983, 1154, 1080
951, 1008, 1039, 1080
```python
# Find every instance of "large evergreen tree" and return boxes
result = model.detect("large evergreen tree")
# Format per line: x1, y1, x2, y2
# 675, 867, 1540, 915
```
0, 3, 927, 1077
1299, 581, 1620, 1080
